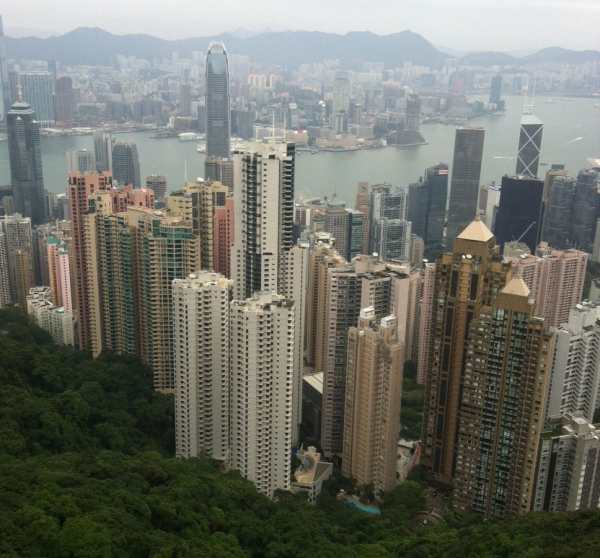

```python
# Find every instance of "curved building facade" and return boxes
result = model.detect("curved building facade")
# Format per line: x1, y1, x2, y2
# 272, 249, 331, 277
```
205, 43, 231, 159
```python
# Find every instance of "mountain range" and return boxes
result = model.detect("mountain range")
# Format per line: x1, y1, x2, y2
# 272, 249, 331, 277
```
5, 27, 600, 68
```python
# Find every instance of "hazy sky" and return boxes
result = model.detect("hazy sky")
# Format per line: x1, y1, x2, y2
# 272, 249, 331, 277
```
3, 0, 600, 52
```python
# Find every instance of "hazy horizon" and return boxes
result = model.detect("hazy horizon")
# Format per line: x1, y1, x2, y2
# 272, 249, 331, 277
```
3, 0, 600, 52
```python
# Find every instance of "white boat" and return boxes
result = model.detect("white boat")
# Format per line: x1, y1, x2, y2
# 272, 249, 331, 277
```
196, 143, 206, 153
178, 132, 200, 142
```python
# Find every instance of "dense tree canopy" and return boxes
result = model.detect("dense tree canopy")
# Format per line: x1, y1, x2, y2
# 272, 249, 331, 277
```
1, 308, 600, 557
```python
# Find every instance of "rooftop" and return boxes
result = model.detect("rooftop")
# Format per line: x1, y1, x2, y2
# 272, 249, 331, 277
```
500, 277, 530, 298
456, 217, 494, 243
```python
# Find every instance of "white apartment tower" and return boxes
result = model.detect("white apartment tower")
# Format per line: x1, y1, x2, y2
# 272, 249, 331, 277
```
230, 293, 295, 497
231, 141, 295, 300
547, 302, 600, 422
173, 272, 232, 462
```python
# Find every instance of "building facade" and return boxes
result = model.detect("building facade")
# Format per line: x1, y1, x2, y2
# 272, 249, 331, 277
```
342, 309, 404, 493
7, 99, 46, 225
205, 43, 231, 159
229, 293, 294, 497
173, 272, 232, 461
447, 128, 485, 243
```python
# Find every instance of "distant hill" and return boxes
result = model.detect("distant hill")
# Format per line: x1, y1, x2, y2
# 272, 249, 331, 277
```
5, 27, 600, 68
4, 27, 447, 68
460, 51, 517, 66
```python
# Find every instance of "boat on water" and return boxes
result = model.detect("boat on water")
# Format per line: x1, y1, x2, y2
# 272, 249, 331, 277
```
178, 132, 200, 142
196, 143, 206, 153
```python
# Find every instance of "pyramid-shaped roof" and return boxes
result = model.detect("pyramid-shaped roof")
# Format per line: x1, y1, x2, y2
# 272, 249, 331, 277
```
456, 217, 494, 243
500, 277, 530, 298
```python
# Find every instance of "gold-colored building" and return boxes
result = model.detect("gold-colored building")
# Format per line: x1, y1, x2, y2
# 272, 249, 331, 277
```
454, 277, 554, 516
423, 218, 511, 484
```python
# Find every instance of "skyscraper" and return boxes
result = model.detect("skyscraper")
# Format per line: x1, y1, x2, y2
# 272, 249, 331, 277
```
316, 255, 417, 456
453, 277, 554, 516
571, 169, 600, 253
213, 196, 234, 278
408, 163, 449, 258
94, 132, 113, 173
47, 235, 72, 311
19, 72, 55, 125
112, 141, 141, 187
342, 309, 404, 492
0, 15, 8, 120
0, 214, 34, 308
232, 141, 295, 300
7, 98, 46, 225
173, 272, 233, 461
369, 185, 412, 262
146, 175, 167, 203
533, 415, 600, 512
229, 293, 294, 497
516, 114, 543, 178
494, 175, 545, 252
447, 128, 485, 243
546, 303, 600, 422
508, 246, 587, 328
0, 231, 10, 307
129, 208, 200, 392
54, 76, 74, 126
540, 172, 575, 249
416, 262, 436, 385
489, 74, 503, 106
67, 149, 96, 173
423, 218, 511, 484
68, 172, 114, 351
205, 43, 231, 159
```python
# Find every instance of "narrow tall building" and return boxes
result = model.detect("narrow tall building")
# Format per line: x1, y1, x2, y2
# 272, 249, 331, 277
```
47, 235, 72, 311
112, 141, 141, 187
416, 262, 436, 385
546, 303, 600, 422
533, 415, 600, 512
94, 132, 112, 173
173, 272, 232, 461
213, 196, 234, 278
317, 255, 417, 457
0, 213, 34, 307
205, 43, 231, 159
7, 98, 46, 225
342, 309, 404, 492
540, 172, 575, 249
232, 141, 295, 300
408, 163, 449, 258
230, 293, 294, 497
68, 172, 114, 351
446, 128, 485, 243
516, 114, 543, 178
129, 208, 201, 392
423, 218, 511, 484
454, 277, 554, 516
508, 246, 587, 328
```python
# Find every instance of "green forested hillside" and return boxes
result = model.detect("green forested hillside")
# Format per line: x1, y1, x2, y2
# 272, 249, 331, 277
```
1, 308, 600, 557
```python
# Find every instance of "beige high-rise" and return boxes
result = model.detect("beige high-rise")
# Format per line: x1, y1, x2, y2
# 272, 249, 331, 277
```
416, 262, 436, 385
342, 308, 404, 492
167, 180, 229, 271
507, 245, 587, 328
314, 254, 418, 457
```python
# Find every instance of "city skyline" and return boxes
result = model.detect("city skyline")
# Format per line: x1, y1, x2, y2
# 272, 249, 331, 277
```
2, 2, 600, 529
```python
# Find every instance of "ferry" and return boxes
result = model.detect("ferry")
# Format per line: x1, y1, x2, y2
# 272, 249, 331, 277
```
178, 132, 200, 142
